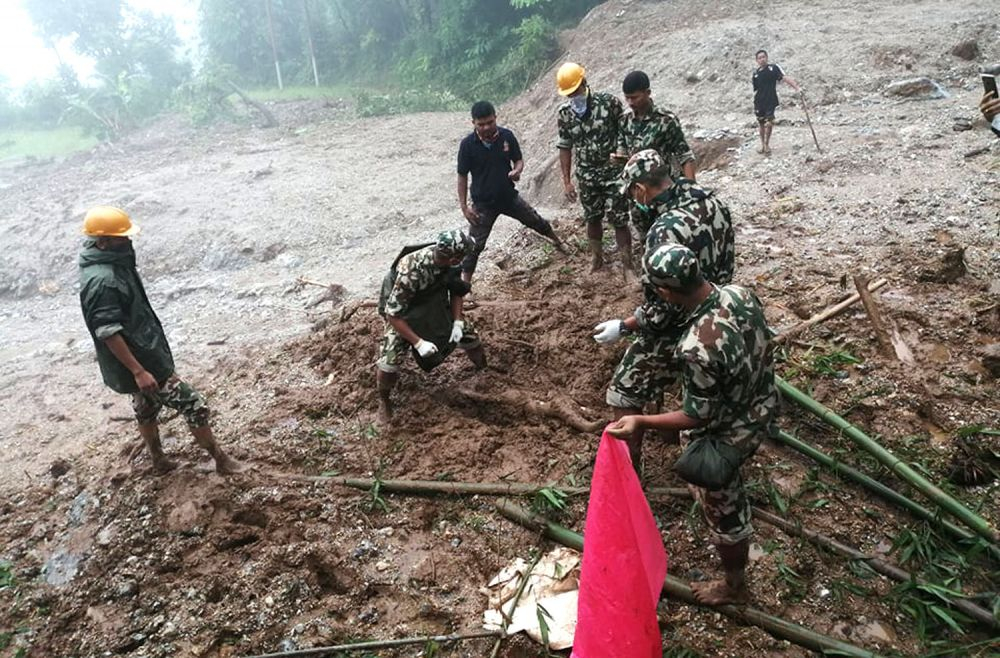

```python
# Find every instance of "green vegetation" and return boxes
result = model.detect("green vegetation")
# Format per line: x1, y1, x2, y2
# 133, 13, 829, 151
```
0, 127, 99, 162
245, 84, 360, 102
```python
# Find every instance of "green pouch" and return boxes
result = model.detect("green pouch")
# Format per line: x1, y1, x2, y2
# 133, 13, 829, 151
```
674, 437, 744, 490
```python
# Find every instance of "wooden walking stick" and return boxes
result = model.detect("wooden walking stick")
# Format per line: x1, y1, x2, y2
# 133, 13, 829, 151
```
799, 91, 822, 153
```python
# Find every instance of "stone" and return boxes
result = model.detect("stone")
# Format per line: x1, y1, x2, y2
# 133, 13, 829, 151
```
979, 343, 1000, 379
950, 39, 980, 61
883, 77, 948, 100
49, 459, 71, 478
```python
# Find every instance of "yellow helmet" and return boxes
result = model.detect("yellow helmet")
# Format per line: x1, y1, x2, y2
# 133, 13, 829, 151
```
82, 206, 140, 237
556, 62, 585, 96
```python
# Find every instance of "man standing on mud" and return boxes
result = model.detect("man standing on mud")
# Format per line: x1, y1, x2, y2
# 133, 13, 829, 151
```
458, 101, 565, 285
376, 230, 485, 424
752, 49, 800, 155
593, 150, 734, 470
608, 244, 779, 607
555, 62, 631, 273
78, 206, 246, 475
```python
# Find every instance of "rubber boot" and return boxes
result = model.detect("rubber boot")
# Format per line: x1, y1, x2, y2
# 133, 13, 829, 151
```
614, 225, 637, 284
465, 345, 487, 370
586, 221, 604, 272
376, 369, 399, 425
191, 425, 247, 474
138, 422, 177, 474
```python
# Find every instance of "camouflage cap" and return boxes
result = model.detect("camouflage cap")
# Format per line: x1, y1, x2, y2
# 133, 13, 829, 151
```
435, 230, 476, 258
619, 148, 666, 194
642, 243, 701, 290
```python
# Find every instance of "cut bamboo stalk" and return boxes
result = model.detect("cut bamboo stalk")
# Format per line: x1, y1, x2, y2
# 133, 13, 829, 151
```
774, 278, 888, 344
776, 377, 999, 544
495, 500, 881, 658
240, 630, 504, 658
488, 550, 543, 658
773, 430, 1000, 561
752, 508, 998, 629
283, 474, 688, 499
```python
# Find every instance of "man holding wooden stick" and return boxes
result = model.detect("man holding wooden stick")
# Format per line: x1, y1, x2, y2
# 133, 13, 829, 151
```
752, 49, 801, 155
608, 244, 779, 606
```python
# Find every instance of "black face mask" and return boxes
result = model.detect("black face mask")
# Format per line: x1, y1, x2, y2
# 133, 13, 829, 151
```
104, 239, 133, 252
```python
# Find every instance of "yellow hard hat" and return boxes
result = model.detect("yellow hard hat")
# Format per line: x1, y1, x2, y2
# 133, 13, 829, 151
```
556, 62, 585, 96
82, 206, 140, 237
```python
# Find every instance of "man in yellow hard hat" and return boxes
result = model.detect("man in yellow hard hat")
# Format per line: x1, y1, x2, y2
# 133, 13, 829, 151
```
555, 62, 631, 273
78, 206, 246, 475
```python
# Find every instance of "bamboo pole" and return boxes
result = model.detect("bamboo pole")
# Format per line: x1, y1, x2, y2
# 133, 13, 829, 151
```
495, 500, 881, 658
488, 550, 543, 658
771, 430, 1000, 557
751, 508, 998, 629
240, 630, 503, 658
776, 377, 999, 544
774, 278, 888, 344
300, 0, 320, 87
264, 0, 284, 90
284, 474, 688, 499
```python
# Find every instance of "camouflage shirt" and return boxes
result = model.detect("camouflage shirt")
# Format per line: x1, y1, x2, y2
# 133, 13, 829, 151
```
556, 91, 625, 177
617, 102, 695, 179
383, 246, 451, 317
634, 179, 735, 336
677, 284, 779, 445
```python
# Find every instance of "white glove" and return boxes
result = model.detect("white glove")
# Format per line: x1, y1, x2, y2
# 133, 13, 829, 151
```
415, 339, 439, 357
593, 319, 624, 344
449, 320, 464, 344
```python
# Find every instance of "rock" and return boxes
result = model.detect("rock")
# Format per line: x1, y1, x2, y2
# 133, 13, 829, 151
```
980, 343, 1000, 379
856, 620, 897, 644
884, 77, 948, 100
950, 39, 980, 61
374, 560, 390, 572
49, 459, 71, 478
917, 246, 966, 283
43, 550, 83, 586
685, 71, 701, 83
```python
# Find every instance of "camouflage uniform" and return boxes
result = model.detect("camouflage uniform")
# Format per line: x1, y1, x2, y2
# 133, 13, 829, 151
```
606, 162, 735, 409
132, 374, 210, 428
676, 283, 779, 545
556, 91, 628, 228
377, 244, 479, 373
617, 102, 695, 182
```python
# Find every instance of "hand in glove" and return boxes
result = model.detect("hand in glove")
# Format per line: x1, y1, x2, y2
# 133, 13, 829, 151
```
592, 319, 625, 344
415, 339, 439, 357
449, 320, 465, 344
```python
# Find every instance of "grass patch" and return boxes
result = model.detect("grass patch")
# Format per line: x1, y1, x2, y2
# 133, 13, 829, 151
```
245, 85, 359, 102
0, 127, 98, 161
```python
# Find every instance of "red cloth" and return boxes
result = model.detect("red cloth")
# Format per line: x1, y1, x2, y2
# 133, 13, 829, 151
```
571, 430, 668, 658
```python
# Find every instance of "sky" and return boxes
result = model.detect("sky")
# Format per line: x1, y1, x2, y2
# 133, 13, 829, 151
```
0, 0, 199, 90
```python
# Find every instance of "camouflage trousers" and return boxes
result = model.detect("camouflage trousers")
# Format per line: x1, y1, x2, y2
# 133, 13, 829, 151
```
683, 429, 764, 545
131, 374, 210, 429
376, 320, 480, 373
606, 333, 681, 409
577, 169, 628, 228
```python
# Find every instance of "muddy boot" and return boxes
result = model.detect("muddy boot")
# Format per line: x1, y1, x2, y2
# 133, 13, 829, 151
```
614, 226, 637, 284
465, 345, 487, 370
138, 422, 177, 474
376, 369, 399, 425
191, 426, 248, 475
588, 239, 604, 271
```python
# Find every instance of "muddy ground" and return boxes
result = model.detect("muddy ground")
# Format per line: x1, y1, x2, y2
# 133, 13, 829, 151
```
1, 0, 999, 656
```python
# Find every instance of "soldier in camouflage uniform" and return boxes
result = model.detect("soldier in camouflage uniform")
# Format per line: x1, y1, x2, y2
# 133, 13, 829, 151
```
609, 244, 779, 606
555, 62, 631, 272
614, 70, 697, 231
593, 150, 735, 470
376, 230, 485, 424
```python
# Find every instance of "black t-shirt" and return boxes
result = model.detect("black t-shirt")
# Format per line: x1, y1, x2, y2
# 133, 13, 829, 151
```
457, 126, 523, 206
752, 64, 784, 113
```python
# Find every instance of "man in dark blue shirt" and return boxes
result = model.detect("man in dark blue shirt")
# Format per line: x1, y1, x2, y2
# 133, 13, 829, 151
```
457, 100, 565, 285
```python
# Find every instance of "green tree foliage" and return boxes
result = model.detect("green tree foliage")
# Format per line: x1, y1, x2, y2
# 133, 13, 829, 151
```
200, 0, 601, 102
21, 0, 190, 136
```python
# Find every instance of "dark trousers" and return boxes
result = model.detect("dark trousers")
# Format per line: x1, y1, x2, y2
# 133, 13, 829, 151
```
461, 193, 553, 273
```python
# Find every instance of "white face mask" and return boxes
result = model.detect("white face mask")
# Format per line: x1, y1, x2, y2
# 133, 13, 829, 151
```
570, 94, 588, 116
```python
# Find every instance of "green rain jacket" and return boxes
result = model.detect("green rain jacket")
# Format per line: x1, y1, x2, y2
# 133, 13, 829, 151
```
78, 240, 174, 393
